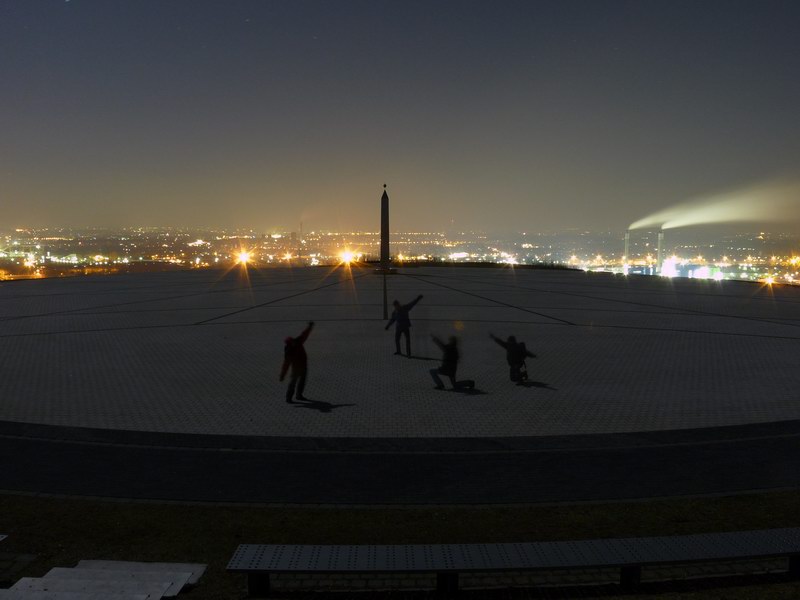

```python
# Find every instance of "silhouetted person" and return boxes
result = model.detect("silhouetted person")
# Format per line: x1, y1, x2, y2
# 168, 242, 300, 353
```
385, 294, 423, 356
490, 333, 536, 383
430, 334, 474, 391
280, 321, 314, 403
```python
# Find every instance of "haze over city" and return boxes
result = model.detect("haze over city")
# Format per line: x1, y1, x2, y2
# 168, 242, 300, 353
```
2, 0, 800, 233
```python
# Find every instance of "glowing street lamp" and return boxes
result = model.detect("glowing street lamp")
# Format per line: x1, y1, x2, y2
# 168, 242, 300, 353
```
340, 250, 354, 263
237, 251, 251, 264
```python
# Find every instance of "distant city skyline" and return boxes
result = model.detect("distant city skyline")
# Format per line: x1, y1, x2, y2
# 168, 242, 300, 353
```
2, 1, 800, 232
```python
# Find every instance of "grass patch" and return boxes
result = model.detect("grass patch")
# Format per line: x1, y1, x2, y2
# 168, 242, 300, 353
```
1, 491, 800, 598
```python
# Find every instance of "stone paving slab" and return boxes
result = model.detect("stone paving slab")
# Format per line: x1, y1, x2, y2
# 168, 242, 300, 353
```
10, 577, 169, 598
75, 561, 206, 586
42, 569, 189, 597
0, 591, 148, 600
1, 266, 800, 438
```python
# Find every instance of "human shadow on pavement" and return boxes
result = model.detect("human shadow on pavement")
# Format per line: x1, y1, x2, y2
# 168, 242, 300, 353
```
438, 386, 488, 396
292, 398, 357, 413
517, 380, 557, 391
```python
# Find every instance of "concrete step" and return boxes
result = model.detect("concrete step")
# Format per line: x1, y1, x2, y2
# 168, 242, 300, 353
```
0, 590, 147, 599
75, 560, 206, 585
10, 577, 169, 599
42, 568, 189, 597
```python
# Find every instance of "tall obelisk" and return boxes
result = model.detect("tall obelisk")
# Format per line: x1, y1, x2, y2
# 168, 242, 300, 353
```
380, 184, 390, 319
380, 184, 390, 270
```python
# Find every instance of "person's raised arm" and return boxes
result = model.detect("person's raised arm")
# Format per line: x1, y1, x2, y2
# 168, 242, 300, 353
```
297, 321, 314, 343
405, 294, 423, 311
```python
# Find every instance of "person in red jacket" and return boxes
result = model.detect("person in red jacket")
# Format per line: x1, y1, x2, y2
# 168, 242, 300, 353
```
280, 321, 314, 403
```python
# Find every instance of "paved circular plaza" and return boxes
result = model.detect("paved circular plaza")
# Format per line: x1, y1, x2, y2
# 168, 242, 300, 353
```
1, 265, 799, 437
3, 265, 800, 504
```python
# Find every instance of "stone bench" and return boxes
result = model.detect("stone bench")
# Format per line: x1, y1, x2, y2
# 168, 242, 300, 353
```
228, 527, 800, 596
4, 560, 207, 599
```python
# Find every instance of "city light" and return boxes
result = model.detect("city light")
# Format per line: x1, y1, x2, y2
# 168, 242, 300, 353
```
660, 257, 678, 278
4, 226, 800, 285
500, 252, 518, 265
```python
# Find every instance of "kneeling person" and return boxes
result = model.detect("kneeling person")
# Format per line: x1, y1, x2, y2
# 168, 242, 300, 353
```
490, 333, 536, 383
430, 334, 474, 391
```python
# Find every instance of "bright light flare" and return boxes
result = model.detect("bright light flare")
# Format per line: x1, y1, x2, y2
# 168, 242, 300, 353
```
660, 257, 678, 278
237, 251, 251, 264
340, 250, 354, 263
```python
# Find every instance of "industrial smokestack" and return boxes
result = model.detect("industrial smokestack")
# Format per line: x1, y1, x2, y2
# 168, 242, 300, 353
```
657, 231, 664, 274
624, 231, 630, 264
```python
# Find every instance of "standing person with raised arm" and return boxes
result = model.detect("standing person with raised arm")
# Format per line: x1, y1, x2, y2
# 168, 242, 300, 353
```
280, 321, 315, 403
384, 294, 423, 357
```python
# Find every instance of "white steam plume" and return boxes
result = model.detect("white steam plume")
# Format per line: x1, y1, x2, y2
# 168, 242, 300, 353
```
628, 179, 800, 230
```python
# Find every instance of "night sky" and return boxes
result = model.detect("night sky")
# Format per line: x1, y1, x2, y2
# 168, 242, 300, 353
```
2, 0, 799, 232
